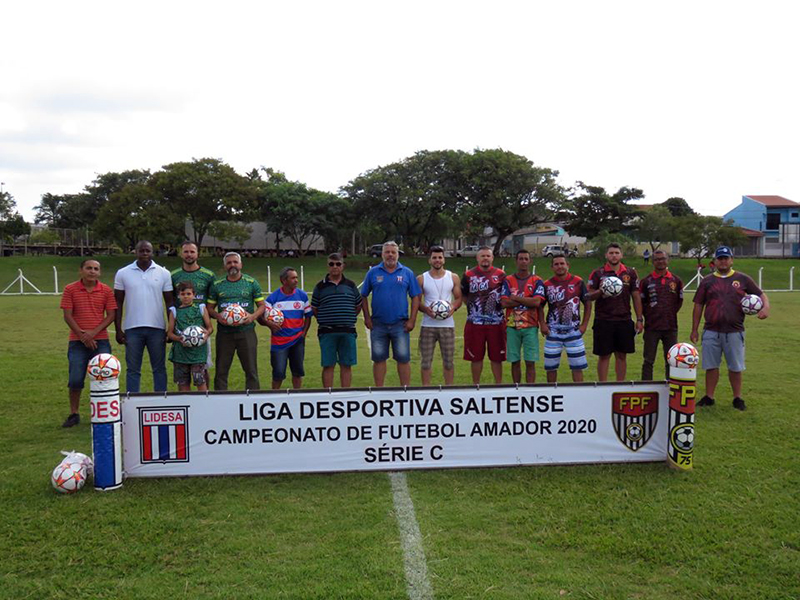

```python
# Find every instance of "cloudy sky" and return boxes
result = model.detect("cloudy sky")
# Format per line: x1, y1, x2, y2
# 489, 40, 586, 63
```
2, 1, 798, 221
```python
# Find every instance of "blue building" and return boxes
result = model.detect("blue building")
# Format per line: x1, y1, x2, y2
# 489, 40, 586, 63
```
723, 195, 800, 257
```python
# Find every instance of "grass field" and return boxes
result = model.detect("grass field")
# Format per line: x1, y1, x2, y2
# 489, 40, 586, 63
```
1, 255, 798, 599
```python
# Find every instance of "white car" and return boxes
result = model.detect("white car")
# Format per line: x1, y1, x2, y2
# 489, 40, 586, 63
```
455, 245, 481, 258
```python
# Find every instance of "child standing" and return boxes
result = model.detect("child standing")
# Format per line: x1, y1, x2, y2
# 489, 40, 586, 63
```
167, 281, 213, 391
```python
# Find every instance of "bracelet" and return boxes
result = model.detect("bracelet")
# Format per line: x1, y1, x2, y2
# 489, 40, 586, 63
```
636, 318, 644, 322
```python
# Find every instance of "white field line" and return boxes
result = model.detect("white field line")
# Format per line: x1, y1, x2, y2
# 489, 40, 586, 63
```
389, 471, 434, 600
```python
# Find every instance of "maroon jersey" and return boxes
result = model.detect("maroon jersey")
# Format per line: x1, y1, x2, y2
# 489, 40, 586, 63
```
461, 266, 506, 325
544, 274, 589, 331
639, 270, 684, 331
694, 270, 762, 333
588, 263, 639, 321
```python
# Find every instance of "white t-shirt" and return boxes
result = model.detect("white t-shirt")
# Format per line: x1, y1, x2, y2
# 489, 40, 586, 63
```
421, 270, 455, 328
114, 261, 173, 330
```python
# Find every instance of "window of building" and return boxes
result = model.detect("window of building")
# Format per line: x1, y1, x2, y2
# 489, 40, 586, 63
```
766, 213, 781, 230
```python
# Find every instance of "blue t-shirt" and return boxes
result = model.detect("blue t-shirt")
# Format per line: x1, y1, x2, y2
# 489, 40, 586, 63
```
361, 262, 421, 325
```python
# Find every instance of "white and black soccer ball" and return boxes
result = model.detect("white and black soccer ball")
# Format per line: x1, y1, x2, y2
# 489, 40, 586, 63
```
667, 342, 699, 369
430, 300, 451, 320
600, 276, 623, 297
672, 425, 694, 452
51, 462, 87, 494
266, 308, 285, 326
181, 325, 206, 347
740, 294, 763, 315
221, 304, 248, 325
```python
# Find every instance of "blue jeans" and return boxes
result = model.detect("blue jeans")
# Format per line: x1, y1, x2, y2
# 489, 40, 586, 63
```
370, 321, 411, 363
125, 327, 167, 392
67, 339, 112, 389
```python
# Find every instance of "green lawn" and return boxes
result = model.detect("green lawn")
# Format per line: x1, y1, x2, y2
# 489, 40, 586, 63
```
1, 256, 798, 599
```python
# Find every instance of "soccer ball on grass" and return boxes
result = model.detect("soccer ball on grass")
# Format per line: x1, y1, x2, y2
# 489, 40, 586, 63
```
51, 462, 87, 494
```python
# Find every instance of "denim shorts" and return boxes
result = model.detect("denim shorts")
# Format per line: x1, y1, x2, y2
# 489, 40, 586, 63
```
370, 321, 411, 363
271, 338, 306, 381
702, 330, 745, 372
68, 339, 112, 389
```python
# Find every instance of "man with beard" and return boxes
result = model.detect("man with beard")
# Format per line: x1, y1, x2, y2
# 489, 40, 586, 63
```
171, 241, 216, 305
416, 245, 462, 385
587, 243, 643, 381
461, 246, 506, 384
206, 252, 266, 390
114, 240, 174, 392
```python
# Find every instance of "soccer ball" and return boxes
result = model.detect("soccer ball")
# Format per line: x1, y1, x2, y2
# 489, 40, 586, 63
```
87, 353, 121, 381
266, 308, 285, 326
51, 462, 87, 494
430, 300, 451, 320
741, 294, 763, 315
221, 304, 248, 325
667, 343, 699, 369
672, 424, 694, 452
181, 325, 206, 347
600, 276, 623, 297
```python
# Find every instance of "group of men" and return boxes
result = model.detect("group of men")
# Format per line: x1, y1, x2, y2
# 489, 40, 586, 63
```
60, 240, 770, 427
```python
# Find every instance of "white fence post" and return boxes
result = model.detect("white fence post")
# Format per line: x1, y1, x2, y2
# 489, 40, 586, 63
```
301, 265, 305, 291
758, 266, 763, 289
53, 266, 59, 294
267, 265, 272, 292
790, 266, 795, 291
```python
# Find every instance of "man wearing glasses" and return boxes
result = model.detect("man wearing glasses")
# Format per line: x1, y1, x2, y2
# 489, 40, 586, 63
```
311, 253, 363, 388
690, 246, 770, 411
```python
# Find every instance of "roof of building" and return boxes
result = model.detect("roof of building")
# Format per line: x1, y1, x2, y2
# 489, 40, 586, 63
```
744, 195, 799, 208
740, 227, 764, 237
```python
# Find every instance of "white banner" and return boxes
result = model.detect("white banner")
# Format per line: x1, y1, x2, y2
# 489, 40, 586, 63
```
122, 383, 669, 477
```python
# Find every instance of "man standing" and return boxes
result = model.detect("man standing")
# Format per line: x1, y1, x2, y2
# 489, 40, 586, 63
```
361, 241, 421, 387
541, 255, 591, 382
114, 240, 173, 392
416, 245, 462, 385
461, 246, 506, 384
500, 249, 545, 383
311, 253, 363, 388
171, 241, 216, 304
261, 267, 312, 390
690, 246, 769, 410
60, 259, 117, 427
587, 243, 643, 381
206, 252, 266, 390
639, 250, 684, 380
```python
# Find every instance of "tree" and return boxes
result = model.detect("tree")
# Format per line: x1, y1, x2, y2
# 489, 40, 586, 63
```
660, 197, 695, 217
0, 191, 31, 244
634, 205, 674, 252
34, 193, 88, 228
150, 158, 257, 247
256, 176, 329, 256
462, 149, 564, 256
561, 183, 644, 239
675, 215, 747, 263
342, 150, 467, 251
588, 231, 637, 257
207, 221, 253, 248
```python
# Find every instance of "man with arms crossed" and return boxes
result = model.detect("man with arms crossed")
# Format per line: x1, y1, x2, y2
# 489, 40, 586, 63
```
541, 255, 591, 382
261, 267, 312, 390
587, 243, 643, 381
500, 249, 545, 384
461, 246, 506, 384
639, 249, 683, 380
114, 240, 173, 392
206, 252, 266, 390
361, 241, 421, 387
416, 245, 462, 385
60, 259, 117, 427
691, 246, 769, 411
311, 253, 363, 388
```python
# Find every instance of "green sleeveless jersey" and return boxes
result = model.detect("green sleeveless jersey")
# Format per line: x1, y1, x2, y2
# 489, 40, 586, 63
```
169, 303, 208, 364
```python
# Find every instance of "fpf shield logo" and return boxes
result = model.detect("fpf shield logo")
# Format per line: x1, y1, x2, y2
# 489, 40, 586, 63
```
139, 407, 189, 464
612, 392, 658, 451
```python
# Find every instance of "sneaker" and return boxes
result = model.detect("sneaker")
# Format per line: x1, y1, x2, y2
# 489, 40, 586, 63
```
733, 397, 747, 411
62, 413, 80, 428
697, 395, 715, 407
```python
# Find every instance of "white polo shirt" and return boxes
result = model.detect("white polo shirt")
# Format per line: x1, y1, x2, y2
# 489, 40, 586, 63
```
114, 260, 173, 330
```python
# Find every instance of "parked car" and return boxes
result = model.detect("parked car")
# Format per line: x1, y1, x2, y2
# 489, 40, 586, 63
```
585, 248, 598, 257
541, 244, 577, 258
368, 244, 405, 258
455, 245, 481, 258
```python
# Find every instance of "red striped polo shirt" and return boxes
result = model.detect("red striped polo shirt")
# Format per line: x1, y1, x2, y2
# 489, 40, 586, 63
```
60, 280, 117, 341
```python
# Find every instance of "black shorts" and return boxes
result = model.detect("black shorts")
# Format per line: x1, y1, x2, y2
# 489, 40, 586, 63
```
593, 319, 636, 356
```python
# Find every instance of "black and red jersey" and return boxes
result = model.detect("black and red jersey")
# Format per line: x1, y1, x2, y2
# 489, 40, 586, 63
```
639, 270, 683, 331
588, 263, 639, 321
544, 274, 589, 331
694, 270, 762, 333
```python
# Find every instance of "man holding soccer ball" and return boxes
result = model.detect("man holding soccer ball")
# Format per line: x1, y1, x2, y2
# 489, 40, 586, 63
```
416, 245, 462, 385
587, 243, 643, 381
206, 252, 266, 390
691, 246, 770, 410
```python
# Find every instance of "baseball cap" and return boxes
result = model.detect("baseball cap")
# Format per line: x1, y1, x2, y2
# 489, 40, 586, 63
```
714, 246, 733, 258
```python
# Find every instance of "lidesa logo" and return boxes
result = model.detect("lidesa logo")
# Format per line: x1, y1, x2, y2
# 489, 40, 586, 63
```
139, 407, 189, 464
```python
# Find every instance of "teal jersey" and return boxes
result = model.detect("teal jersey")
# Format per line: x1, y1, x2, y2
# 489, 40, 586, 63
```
207, 274, 264, 332
169, 303, 208, 364
171, 266, 216, 304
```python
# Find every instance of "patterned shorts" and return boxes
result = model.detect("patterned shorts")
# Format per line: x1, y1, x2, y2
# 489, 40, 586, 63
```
544, 327, 588, 371
419, 327, 456, 370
